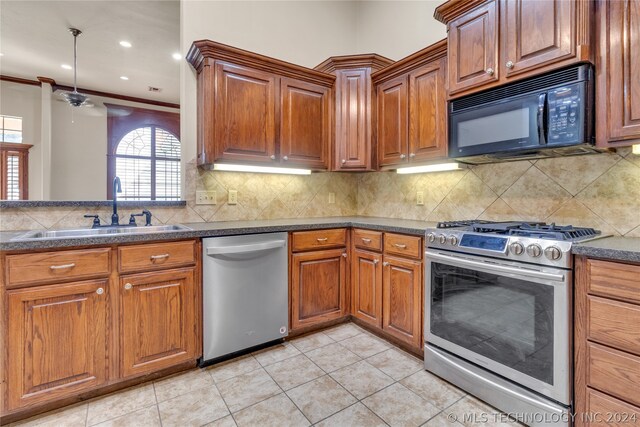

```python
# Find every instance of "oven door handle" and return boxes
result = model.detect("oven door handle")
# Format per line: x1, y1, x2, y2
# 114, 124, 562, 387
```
425, 250, 565, 282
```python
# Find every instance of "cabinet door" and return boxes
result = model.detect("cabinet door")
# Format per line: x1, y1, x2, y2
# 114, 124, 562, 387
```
382, 256, 423, 349
291, 248, 347, 330
7, 280, 108, 410
352, 249, 383, 328
502, 0, 575, 77
448, 0, 499, 95
377, 75, 408, 167
596, 0, 640, 145
408, 58, 448, 162
120, 267, 197, 377
214, 62, 277, 163
280, 77, 331, 169
335, 69, 371, 170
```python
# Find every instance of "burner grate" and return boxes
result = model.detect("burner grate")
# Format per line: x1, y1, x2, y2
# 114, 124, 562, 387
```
437, 220, 491, 229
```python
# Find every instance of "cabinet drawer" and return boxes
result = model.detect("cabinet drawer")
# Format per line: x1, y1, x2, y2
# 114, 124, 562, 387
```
587, 343, 640, 407
291, 229, 347, 252
588, 296, 640, 356
353, 229, 382, 252
586, 388, 640, 427
6, 248, 111, 287
587, 259, 640, 304
384, 233, 422, 259
118, 240, 197, 273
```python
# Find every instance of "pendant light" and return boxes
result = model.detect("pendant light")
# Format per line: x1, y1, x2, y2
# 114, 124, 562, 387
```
61, 28, 89, 107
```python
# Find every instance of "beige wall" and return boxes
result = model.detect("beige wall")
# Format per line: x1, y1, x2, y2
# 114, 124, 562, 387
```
0, 81, 43, 199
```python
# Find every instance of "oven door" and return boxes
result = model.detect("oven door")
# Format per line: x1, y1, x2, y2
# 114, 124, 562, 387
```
425, 249, 571, 405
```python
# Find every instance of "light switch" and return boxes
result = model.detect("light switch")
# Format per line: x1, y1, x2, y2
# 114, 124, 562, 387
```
196, 190, 216, 205
228, 189, 238, 205
417, 191, 424, 206
328, 192, 336, 204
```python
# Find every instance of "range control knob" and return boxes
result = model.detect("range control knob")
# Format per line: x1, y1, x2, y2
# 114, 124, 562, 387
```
438, 234, 446, 244
526, 244, 543, 257
509, 242, 524, 255
544, 246, 562, 260
427, 233, 436, 243
448, 235, 459, 246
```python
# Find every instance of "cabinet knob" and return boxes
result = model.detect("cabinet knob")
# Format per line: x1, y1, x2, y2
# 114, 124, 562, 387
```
373, 259, 379, 265
486, 68, 494, 75
124, 283, 133, 290
342, 253, 347, 258
270, 154, 276, 160
96, 287, 104, 295
383, 261, 390, 267
283, 156, 289, 161
400, 154, 406, 159
409, 153, 416, 158
341, 159, 346, 164
506, 61, 514, 69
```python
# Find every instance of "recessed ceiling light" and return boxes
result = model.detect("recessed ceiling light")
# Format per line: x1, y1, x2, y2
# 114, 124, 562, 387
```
172, 52, 182, 60
119, 41, 132, 48
61, 64, 72, 70
120, 76, 129, 80
0, 53, 4, 56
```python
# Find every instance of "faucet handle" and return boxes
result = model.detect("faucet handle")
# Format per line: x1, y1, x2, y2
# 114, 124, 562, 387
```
84, 214, 101, 228
130, 210, 153, 226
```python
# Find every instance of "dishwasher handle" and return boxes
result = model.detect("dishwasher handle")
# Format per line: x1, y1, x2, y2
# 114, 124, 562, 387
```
206, 240, 286, 256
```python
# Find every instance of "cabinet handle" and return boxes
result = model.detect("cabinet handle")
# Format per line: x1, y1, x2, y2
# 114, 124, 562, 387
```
341, 159, 346, 164
49, 263, 76, 270
373, 259, 379, 265
270, 154, 276, 160
316, 238, 328, 242
394, 243, 407, 249
506, 61, 514, 69
150, 253, 170, 261
283, 156, 289, 161
361, 238, 371, 243
96, 287, 104, 295
383, 261, 390, 267
124, 283, 133, 290
342, 253, 347, 258
400, 154, 406, 159
409, 153, 416, 158
486, 68, 494, 75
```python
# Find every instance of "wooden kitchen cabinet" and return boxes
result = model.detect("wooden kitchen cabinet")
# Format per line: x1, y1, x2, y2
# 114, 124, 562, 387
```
435, 0, 593, 98
351, 248, 383, 328
574, 256, 640, 425
315, 55, 394, 171
373, 40, 448, 169
120, 267, 198, 377
595, 0, 640, 148
6, 280, 109, 410
187, 40, 335, 170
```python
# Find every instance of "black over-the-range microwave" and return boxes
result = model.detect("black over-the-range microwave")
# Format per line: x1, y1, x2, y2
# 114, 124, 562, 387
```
449, 64, 598, 164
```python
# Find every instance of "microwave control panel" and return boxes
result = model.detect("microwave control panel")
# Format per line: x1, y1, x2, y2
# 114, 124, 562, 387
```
547, 84, 583, 144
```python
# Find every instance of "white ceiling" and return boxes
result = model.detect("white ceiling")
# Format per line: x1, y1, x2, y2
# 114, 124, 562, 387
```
0, 0, 180, 104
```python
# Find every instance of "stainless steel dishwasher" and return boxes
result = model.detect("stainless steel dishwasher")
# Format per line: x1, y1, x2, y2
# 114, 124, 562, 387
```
200, 233, 289, 365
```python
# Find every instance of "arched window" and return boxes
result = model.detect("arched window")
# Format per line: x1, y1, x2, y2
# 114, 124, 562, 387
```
106, 104, 181, 201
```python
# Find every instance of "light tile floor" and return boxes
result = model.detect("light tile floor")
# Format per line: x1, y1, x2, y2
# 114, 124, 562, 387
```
10, 323, 520, 427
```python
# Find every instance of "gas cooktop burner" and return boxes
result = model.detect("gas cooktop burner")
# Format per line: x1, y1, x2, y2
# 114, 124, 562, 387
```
437, 220, 491, 229
437, 220, 600, 241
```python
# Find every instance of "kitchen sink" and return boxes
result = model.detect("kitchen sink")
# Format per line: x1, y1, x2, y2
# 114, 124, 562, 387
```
12, 224, 191, 241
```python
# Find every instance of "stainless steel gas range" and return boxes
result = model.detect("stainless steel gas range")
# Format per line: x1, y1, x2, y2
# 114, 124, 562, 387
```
423, 221, 605, 427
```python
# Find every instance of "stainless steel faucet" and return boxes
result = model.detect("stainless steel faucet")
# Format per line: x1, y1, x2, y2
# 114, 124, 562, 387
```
112, 176, 122, 226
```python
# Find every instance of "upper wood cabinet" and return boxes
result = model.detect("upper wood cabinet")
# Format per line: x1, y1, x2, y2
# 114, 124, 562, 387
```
595, 0, 640, 148
187, 40, 335, 170
435, 0, 593, 98
315, 55, 394, 171
373, 40, 448, 169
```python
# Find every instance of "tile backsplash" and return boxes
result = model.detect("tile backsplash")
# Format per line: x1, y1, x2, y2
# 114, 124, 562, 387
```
1, 148, 639, 237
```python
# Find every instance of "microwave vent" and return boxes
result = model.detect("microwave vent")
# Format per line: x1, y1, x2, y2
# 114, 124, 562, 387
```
451, 65, 589, 112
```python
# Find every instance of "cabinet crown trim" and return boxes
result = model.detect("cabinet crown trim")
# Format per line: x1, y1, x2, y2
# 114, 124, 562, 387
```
372, 39, 447, 84
186, 40, 335, 87
315, 54, 394, 73
434, 0, 489, 24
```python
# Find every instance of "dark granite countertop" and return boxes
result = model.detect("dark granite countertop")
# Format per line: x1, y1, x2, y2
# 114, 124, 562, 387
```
0, 200, 186, 209
573, 236, 640, 263
0, 216, 437, 251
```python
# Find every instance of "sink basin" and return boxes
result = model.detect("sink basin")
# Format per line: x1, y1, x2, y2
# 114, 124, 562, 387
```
12, 224, 191, 241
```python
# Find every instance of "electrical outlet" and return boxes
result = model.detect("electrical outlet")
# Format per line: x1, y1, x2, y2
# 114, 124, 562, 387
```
416, 191, 424, 206
328, 192, 336, 204
196, 190, 216, 205
228, 189, 238, 205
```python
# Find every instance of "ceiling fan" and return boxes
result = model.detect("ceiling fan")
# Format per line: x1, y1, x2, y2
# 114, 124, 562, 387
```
60, 28, 90, 107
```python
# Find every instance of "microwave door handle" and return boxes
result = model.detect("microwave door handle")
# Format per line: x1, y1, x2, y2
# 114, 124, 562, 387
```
537, 93, 547, 145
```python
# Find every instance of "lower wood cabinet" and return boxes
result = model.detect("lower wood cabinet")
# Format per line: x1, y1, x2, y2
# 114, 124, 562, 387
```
382, 255, 423, 349
351, 249, 383, 328
120, 267, 197, 377
6, 279, 109, 410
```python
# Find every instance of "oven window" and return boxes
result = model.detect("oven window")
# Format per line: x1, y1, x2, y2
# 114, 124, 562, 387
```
430, 262, 554, 385
457, 107, 531, 147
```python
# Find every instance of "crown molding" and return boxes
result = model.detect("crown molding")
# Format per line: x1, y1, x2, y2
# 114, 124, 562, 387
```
371, 39, 447, 84
434, 0, 489, 24
314, 53, 394, 73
